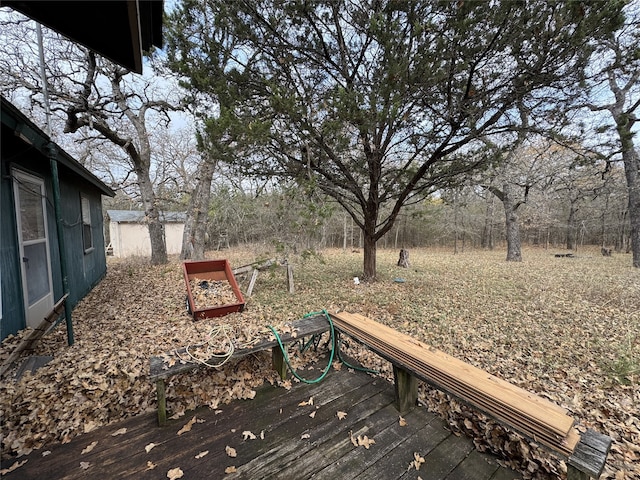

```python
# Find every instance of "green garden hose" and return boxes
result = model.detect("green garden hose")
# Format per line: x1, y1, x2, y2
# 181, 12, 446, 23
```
267, 309, 378, 385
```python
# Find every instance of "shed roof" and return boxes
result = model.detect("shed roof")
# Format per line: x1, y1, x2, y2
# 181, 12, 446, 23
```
107, 210, 187, 223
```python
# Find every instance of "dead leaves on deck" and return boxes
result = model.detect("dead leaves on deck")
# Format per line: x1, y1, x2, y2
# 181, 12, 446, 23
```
80, 441, 97, 454
349, 430, 376, 449
166, 466, 184, 479
0, 459, 27, 475
177, 415, 201, 435
408, 452, 426, 471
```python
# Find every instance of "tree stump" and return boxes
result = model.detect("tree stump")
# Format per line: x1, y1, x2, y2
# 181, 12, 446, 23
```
397, 249, 410, 268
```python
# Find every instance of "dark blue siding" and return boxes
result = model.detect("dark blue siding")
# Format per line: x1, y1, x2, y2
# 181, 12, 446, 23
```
0, 158, 25, 340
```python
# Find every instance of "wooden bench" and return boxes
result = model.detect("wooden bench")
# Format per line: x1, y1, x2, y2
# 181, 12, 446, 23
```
148, 313, 330, 426
330, 311, 612, 480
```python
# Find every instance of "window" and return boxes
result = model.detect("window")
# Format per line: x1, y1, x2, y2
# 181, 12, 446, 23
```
81, 195, 93, 252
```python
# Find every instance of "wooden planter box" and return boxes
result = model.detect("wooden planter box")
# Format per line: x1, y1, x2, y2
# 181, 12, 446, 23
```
183, 259, 245, 319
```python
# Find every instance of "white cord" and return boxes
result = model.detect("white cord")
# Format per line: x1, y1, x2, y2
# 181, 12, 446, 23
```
174, 324, 235, 368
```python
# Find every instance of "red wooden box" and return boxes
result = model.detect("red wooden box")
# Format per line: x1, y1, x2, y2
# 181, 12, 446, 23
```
183, 259, 245, 319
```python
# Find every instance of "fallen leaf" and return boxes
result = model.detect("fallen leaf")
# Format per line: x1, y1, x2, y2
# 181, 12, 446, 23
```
167, 467, 184, 479
226, 446, 237, 457
0, 459, 28, 475
146, 461, 157, 470
225, 466, 237, 474
411, 452, 425, 470
81, 441, 98, 454
42, 451, 51, 457
357, 435, 376, 449
195, 451, 209, 459
111, 428, 127, 437
337, 411, 347, 420
309, 411, 316, 418
301, 433, 311, 439
242, 430, 257, 440
80, 461, 91, 470
349, 430, 358, 447
83, 421, 98, 433
260, 430, 265, 439
145, 443, 157, 453
177, 416, 197, 435
399, 416, 407, 427
298, 396, 314, 406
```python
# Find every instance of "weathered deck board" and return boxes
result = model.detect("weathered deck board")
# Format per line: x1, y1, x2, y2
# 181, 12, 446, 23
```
1, 361, 522, 480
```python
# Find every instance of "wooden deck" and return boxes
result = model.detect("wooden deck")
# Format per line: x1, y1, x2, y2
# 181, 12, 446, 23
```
2, 363, 523, 480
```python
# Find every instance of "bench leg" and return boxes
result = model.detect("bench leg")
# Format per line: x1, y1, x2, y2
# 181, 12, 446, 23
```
567, 465, 590, 480
156, 379, 167, 427
272, 346, 287, 379
393, 365, 418, 415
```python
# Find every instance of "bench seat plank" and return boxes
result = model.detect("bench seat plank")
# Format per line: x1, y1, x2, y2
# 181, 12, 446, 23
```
331, 312, 580, 456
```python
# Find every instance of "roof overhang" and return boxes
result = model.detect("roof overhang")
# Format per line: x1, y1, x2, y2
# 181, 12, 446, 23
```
1, 97, 115, 197
3, 0, 163, 74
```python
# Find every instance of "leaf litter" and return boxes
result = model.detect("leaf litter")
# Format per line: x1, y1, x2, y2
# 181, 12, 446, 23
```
0, 247, 637, 479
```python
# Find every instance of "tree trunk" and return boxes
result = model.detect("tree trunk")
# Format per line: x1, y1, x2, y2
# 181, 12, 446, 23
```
363, 232, 377, 281
566, 202, 577, 250
343, 213, 347, 251
482, 194, 495, 250
503, 184, 522, 262
138, 169, 167, 265
622, 145, 640, 268
397, 249, 409, 268
181, 155, 216, 260
361, 218, 377, 282
453, 192, 460, 255
607, 70, 640, 267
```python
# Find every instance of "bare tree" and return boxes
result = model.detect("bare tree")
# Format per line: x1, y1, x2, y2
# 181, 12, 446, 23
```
580, 4, 640, 266
482, 136, 559, 262
0, 12, 184, 264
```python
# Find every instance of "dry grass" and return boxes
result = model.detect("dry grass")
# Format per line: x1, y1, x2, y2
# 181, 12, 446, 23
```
1, 245, 638, 479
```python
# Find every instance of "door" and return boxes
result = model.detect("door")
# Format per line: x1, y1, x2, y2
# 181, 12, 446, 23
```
13, 170, 54, 328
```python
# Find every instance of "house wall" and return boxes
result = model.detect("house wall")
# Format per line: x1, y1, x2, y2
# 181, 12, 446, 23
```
58, 177, 108, 306
1, 128, 108, 340
110, 222, 184, 257
0, 155, 25, 340
1, 145, 62, 340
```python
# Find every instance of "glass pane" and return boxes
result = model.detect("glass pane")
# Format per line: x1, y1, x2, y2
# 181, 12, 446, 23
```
81, 196, 91, 224
19, 180, 45, 241
83, 224, 93, 250
23, 242, 50, 305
